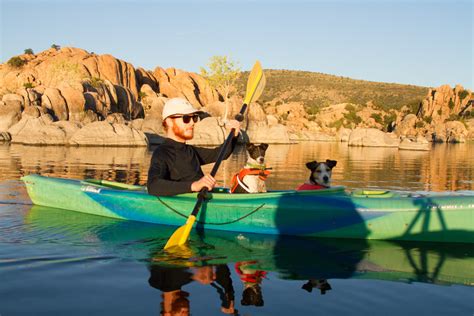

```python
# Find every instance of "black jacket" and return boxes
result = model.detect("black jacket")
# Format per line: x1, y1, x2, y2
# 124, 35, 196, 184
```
147, 137, 238, 196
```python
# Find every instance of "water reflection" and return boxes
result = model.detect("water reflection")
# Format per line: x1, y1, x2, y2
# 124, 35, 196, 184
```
1, 142, 473, 191
0, 204, 465, 314
301, 279, 332, 295
2, 141, 474, 315
148, 262, 333, 314
149, 265, 236, 315
1, 143, 149, 184
22, 205, 474, 286
10, 204, 469, 313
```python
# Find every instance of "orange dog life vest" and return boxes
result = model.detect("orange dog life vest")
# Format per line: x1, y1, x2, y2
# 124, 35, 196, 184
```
230, 168, 271, 193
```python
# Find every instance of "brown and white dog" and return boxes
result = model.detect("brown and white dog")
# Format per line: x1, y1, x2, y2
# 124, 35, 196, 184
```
230, 143, 270, 193
296, 160, 337, 190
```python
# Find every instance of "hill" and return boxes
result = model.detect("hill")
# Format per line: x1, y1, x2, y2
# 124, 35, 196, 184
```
237, 69, 429, 114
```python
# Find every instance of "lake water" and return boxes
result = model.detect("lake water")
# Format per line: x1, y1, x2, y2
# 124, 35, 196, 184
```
1, 142, 473, 315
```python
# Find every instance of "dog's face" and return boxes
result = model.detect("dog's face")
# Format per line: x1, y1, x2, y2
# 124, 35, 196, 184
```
246, 143, 269, 165
306, 160, 337, 187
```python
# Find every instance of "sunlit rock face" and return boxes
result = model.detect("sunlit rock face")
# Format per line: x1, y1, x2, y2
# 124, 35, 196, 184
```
348, 128, 400, 147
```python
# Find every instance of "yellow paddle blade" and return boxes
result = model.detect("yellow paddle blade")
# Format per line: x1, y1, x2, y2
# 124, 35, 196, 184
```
243, 61, 266, 105
153, 244, 196, 267
163, 215, 196, 249
252, 70, 266, 103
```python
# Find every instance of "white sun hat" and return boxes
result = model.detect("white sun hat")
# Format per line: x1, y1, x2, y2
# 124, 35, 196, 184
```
162, 98, 200, 120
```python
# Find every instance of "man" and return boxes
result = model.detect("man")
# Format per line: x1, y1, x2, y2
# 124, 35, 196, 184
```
147, 98, 241, 196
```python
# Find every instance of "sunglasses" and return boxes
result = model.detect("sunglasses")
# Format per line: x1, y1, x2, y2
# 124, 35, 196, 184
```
170, 114, 200, 124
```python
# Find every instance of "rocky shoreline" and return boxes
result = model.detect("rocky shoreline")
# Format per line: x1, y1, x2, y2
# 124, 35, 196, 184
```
1, 47, 472, 148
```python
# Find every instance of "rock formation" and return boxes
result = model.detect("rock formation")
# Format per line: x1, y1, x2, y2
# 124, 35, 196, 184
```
2, 47, 284, 145
69, 121, 148, 146
1, 47, 472, 145
393, 85, 473, 143
418, 84, 471, 121
348, 128, 400, 147
399, 136, 430, 151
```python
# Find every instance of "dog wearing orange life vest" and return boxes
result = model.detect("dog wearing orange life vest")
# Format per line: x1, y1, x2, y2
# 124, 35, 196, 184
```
230, 143, 270, 193
296, 160, 337, 190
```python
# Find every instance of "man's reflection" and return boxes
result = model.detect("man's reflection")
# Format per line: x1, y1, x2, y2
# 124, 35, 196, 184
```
148, 264, 236, 315
191, 265, 236, 314
148, 266, 192, 315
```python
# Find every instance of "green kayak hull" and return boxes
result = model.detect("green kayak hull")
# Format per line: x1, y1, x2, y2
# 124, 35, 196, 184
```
22, 174, 474, 243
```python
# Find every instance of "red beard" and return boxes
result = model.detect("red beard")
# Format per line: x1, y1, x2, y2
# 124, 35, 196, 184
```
172, 123, 193, 140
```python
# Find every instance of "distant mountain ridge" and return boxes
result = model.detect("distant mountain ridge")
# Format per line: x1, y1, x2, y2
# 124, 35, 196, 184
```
237, 69, 429, 113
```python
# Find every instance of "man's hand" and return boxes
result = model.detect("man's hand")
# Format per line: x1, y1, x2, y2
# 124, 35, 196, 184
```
225, 119, 241, 137
191, 174, 216, 192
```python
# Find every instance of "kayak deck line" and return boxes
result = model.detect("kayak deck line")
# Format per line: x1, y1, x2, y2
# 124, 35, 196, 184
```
21, 174, 474, 243
155, 195, 268, 225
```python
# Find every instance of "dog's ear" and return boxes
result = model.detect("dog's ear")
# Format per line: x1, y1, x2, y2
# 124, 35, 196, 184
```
326, 159, 337, 169
306, 161, 318, 170
260, 143, 269, 151
246, 143, 254, 151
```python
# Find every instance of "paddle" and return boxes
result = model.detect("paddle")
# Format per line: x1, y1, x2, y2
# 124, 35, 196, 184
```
164, 61, 266, 250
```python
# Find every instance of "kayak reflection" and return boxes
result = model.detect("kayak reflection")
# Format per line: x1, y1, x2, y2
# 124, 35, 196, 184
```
25, 205, 474, 288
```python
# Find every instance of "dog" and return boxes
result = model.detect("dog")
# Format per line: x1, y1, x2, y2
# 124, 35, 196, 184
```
296, 159, 337, 190
230, 143, 270, 193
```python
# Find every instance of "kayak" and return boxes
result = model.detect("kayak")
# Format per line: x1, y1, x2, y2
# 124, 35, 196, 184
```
22, 174, 474, 243
25, 204, 474, 286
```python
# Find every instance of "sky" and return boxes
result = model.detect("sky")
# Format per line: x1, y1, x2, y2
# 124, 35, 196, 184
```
1, 0, 472, 89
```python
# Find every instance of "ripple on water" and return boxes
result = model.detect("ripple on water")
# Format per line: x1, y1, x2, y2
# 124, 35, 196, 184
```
0, 254, 118, 272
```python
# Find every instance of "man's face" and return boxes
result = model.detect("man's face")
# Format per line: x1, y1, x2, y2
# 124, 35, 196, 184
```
166, 114, 197, 141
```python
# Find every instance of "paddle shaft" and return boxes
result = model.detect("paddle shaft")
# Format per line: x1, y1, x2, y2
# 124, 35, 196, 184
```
189, 104, 248, 217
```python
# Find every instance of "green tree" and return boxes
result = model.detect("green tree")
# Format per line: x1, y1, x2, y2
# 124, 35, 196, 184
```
448, 99, 455, 109
7, 56, 26, 68
458, 89, 469, 100
200, 56, 241, 121
423, 116, 432, 124
383, 113, 397, 127
370, 113, 383, 124
24, 48, 34, 55
51, 44, 61, 50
